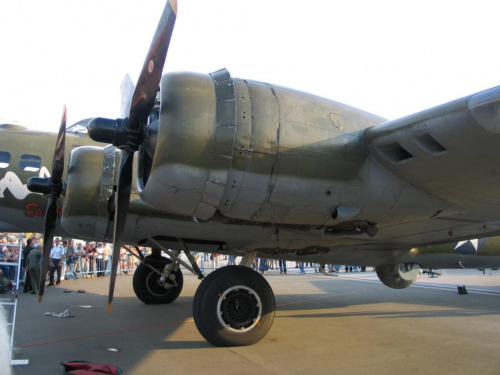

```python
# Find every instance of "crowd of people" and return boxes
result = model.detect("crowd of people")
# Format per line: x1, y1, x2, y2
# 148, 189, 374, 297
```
0, 235, 19, 292
254, 258, 368, 274
0, 234, 144, 294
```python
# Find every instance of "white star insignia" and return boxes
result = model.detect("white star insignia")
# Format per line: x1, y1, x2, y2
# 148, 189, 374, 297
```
454, 239, 478, 251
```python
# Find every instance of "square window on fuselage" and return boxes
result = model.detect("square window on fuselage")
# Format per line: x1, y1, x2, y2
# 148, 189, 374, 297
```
19, 154, 41, 172
0, 151, 10, 168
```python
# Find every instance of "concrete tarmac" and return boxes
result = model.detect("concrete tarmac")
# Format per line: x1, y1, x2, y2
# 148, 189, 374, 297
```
10, 268, 500, 374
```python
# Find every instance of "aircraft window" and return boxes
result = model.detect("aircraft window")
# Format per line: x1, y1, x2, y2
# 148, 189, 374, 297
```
0, 151, 10, 168
19, 154, 41, 172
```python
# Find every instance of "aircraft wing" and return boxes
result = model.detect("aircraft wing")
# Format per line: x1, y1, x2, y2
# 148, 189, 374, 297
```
364, 86, 500, 223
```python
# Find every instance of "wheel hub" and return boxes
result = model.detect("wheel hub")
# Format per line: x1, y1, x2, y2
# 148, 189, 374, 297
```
147, 269, 174, 296
217, 285, 262, 333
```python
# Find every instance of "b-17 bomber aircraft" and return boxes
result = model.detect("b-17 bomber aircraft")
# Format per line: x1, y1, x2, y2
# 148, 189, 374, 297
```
2, 0, 500, 347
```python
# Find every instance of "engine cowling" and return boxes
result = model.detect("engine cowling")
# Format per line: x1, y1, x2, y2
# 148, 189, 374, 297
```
138, 69, 387, 225
61, 145, 117, 240
376, 263, 421, 289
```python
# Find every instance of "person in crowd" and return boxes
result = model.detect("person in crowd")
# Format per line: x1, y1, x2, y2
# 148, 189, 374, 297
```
86, 242, 96, 278
65, 240, 78, 280
103, 244, 109, 276
22, 237, 38, 293
0, 237, 7, 278
75, 242, 85, 276
2, 238, 16, 280
48, 238, 64, 286
279, 260, 287, 274
213, 253, 220, 269
119, 247, 127, 275
0, 269, 12, 293
26, 243, 42, 294
73, 241, 81, 275
18, 238, 26, 282
95, 243, 104, 277
82, 242, 91, 278
127, 248, 136, 275
91, 243, 97, 277
258, 258, 268, 274
7, 244, 19, 280
270, 259, 278, 270
60, 240, 69, 283
21, 238, 33, 292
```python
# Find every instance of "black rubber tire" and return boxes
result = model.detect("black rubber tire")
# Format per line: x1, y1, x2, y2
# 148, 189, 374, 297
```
375, 263, 419, 289
193, 265, 275, 347
133, 257, 183, 304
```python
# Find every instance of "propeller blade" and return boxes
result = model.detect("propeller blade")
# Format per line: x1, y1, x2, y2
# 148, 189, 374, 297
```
102, 0, 177, 312
38, 106, 66, 301
128, 0, 177, 128
107, 150, 133, 313
51, 106, 67, 182
38, 198, 57, 301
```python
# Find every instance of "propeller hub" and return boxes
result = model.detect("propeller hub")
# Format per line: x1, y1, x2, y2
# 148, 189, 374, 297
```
88, 117, 128, 147
88, 117, 145, 152
27, 177, 51, 195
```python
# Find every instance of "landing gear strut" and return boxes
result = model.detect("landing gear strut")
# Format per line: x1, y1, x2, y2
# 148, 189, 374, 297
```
193, 266, 275, 347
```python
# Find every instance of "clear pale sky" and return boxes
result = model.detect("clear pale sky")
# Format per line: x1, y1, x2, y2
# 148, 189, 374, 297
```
1, 0, 499, 131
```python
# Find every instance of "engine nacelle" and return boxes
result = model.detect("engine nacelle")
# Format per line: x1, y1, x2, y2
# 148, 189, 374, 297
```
61, 145, 117, 241
138, 69, 387, 225
376, 263, 421, 289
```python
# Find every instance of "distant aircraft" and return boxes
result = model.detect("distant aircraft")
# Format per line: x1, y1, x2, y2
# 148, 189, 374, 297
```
1, 0, 500, 346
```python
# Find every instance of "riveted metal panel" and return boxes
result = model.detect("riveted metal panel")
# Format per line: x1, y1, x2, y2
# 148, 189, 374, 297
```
233, 79, 252, 152
217, 80, 279, 220
210, 71, 235, 101
218, 79, 252, 216
246, 82, 280, 155
213, 125, 236, 156
201, 181, 226, 207
191, 69, 238, 215
193, 201, 217, 220
210, 68, 231, 83
217, 100, 236, 126
226, 152, 277, 220
207, 154, 232, 185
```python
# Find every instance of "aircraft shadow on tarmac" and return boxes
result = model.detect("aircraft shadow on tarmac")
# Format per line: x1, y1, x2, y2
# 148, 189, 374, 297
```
14, 275, 500, 348
11, 274, 500, 373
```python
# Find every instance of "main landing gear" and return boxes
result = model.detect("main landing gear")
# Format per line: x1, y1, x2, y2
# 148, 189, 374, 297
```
131, 243, 276, 346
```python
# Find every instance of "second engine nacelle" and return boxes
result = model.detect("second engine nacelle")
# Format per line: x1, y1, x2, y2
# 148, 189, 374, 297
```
61, 145, 117, 241
376, 263, 421, 289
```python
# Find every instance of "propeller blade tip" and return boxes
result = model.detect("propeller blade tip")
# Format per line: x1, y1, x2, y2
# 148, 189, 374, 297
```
62, 105, 67, 124
107, 303, 113, 314
38, 295, 44, 303
169, 0, 177, 15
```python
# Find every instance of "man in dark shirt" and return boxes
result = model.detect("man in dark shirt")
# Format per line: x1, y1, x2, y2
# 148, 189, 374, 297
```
26, 244, 43, 294
22, 237, 38, 293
